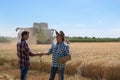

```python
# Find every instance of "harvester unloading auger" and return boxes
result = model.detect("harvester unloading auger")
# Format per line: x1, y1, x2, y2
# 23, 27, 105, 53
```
16, 22, 56, 44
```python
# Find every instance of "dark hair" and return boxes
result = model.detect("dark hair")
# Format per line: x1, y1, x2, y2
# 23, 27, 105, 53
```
21, 31, 29, 37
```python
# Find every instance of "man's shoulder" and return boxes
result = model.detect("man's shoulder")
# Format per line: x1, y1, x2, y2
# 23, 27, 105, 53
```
17, 40, 21, 45
17, 40, 27, 45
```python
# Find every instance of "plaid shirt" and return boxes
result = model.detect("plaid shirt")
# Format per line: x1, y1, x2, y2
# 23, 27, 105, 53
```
17, 39, 34, 67
48, 41, 70, 67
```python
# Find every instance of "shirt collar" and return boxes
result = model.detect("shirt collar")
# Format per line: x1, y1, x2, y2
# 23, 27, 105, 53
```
21, 38, 26, 41
57, 41, 64, 45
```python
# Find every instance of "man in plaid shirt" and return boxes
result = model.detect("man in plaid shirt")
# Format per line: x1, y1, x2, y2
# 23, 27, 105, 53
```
17, 31, 40, 80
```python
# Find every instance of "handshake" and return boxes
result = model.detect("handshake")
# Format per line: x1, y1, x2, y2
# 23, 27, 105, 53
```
35, 52, 48, 57
33, 51, 48, 57
33, 52, 43, 57
37, 52, 43, 57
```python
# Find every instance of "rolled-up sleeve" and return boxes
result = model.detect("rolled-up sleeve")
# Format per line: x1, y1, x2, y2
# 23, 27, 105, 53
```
25, 43, 35, 56
27, 46, 35, 56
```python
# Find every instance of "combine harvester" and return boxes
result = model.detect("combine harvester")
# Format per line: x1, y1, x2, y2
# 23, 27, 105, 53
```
16, 22, 56, 44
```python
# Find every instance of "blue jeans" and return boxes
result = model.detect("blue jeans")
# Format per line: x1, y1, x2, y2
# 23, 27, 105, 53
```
20, 66, 29, 80
49, 67, 65, 80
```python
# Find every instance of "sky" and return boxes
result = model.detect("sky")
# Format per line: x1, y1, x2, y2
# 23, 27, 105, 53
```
0, 0, 120, 38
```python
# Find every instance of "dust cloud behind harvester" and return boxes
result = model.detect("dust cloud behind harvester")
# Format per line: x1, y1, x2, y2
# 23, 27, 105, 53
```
16, 22, 56, 44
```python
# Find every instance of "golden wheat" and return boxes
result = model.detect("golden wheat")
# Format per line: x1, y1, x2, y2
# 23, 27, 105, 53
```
0, 42, 120, 80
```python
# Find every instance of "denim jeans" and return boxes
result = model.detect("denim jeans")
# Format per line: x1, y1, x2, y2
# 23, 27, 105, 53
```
20, 66, 29, 80
49, 67, 65, 80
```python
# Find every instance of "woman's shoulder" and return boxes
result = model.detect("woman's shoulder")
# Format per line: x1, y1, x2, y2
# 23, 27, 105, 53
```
63, 41, 69, 47
52, 41, 69, 47
51, 42, 57, 47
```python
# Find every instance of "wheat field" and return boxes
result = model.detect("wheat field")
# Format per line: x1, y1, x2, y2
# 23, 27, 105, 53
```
0, 42, 120, 80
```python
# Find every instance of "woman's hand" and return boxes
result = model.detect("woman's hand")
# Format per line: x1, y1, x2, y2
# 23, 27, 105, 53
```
37, 52, 43, 57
